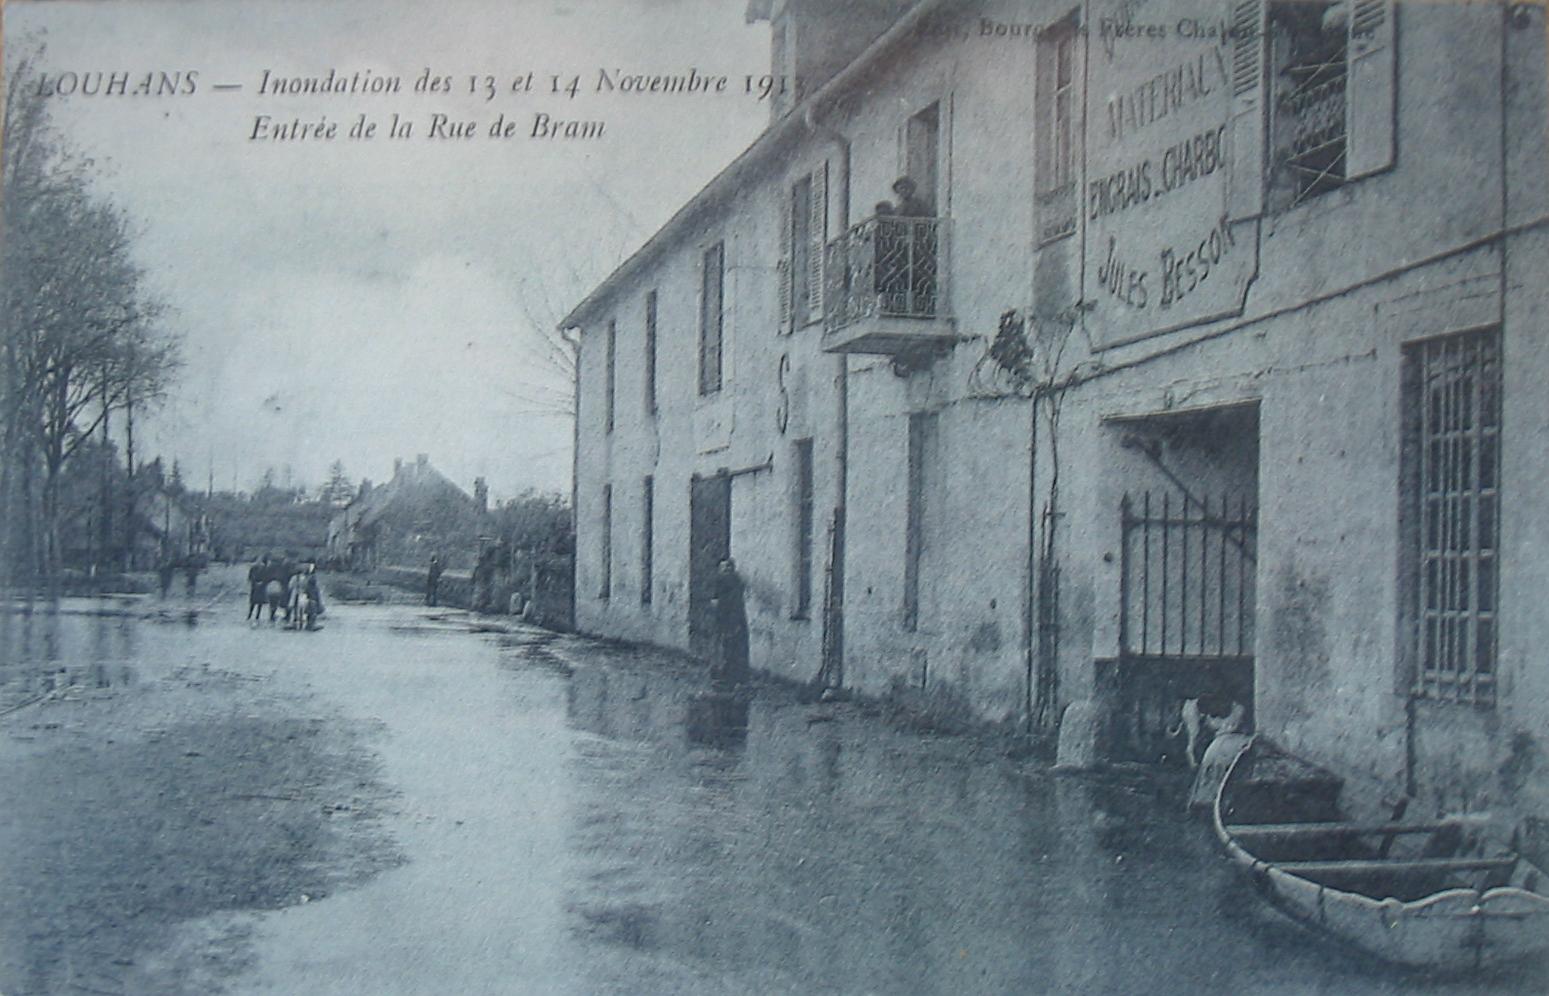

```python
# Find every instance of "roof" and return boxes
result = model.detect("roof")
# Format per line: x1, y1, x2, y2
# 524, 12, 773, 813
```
558, 0, 947, 330
349, 459, 472, 531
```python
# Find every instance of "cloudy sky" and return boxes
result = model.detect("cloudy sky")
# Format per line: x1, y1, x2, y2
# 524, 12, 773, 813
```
5, 0, 771, 499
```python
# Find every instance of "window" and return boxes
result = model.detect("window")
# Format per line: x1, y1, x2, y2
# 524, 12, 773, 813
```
1403, 329, 1502, 706
792, 439, 814, 618
1036, 18, 1078, 242
641, 475, 654, 605
699, 242, 724, 395
790, 175, 812, 324
779, 165, 828, 332
644, 290, 658, 415
903, 412, 936, 631
599, 483, 613, 599
604, 319, 616, 433
1231, 0, 1395, 219
1268, 0, 1347, 207
905, 102, 940, 215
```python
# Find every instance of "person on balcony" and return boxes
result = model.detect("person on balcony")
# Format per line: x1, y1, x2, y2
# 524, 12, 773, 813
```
875, 177, 937, 316
891, 176, 932, 218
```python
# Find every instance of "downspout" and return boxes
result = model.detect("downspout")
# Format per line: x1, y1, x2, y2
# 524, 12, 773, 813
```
806, 102, 852, 688
1025, 385, 1038, 734
564, 324, 581, 633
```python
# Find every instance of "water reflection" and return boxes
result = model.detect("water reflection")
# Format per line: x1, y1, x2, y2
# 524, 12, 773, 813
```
552, 641, 1545, 994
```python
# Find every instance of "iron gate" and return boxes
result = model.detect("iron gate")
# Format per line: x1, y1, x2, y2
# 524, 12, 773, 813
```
1116, 490, 1258, 762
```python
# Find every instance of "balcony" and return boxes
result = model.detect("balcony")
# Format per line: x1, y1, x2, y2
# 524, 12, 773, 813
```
821, 215, 956, 355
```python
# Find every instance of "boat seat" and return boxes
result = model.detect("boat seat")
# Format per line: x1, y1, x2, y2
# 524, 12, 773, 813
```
1277, 856, 1517, 878
1226, 818, 1489, 841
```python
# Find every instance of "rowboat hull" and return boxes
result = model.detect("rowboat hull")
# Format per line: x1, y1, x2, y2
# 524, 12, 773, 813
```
1211, 737, 1549, 970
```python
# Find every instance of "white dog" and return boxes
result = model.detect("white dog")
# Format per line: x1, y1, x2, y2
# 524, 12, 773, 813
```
1170, 697, 1247, 768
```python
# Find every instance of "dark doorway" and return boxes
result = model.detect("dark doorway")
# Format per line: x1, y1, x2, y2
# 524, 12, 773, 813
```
1107, 402, 1261, 763
688, 474, 732, 659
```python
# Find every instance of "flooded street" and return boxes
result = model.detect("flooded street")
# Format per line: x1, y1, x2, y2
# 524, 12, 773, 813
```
2, 568, 1543, 994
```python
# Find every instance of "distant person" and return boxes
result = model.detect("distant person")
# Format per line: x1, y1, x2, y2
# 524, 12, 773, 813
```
157, 559, 175, 599
247, 556, 270, 621
711, 558, 750, 689
426, 555, 443, 607
184, 559, 200, 596
305, 564, 324, 621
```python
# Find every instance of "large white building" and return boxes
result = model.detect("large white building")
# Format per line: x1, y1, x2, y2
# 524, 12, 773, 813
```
563, 0, 1549, 830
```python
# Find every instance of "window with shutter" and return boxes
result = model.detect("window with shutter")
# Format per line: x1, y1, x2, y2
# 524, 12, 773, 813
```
1227, 0, 1268, 220
604, 318, 616, 433
777, 194, 793, 332
1261, 0, 1395, 212
1345, 0, 1395, 178
789, 175, 811, 333
698, 242, 724, 395
643, 290, 657, 416
807, 161, 828, 324
1035, 17, 1080, 243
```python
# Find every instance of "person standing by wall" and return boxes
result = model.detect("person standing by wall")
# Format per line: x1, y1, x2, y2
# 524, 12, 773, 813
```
711, 558, 750, 689
426, 555, 442, 607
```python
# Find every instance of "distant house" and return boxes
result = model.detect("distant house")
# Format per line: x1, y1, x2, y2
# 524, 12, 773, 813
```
329, 454, 487, 571
130, 485, 207, 569
200, 491, 333, 565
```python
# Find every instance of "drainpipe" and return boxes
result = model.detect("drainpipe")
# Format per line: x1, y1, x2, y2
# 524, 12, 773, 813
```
1024, 387, 1039, 733
564, 324, 581, 633
806, 104, 852, 688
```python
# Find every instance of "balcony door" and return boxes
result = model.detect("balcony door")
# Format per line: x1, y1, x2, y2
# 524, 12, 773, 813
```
905, 102, 940, 215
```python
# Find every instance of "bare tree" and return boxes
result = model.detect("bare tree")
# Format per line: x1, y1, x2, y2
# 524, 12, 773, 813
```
2, 51, 182, 596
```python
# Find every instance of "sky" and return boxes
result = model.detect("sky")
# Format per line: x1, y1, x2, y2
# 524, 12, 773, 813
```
4, 0, 772, 500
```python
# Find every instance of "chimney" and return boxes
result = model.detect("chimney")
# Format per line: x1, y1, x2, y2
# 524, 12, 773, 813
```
474, 477, 488, 513
416, 454, 429, 479
393, 458, 403, 478
747, 0, 916, 121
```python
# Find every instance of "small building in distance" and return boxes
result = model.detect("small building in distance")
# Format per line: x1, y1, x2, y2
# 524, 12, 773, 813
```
328, 454, 487, 571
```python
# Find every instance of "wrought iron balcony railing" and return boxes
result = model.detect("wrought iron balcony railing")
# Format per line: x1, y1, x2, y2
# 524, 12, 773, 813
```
823, 216, 950, 336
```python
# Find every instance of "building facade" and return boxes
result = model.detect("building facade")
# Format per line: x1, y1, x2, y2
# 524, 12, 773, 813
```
564, 0, 1549, 825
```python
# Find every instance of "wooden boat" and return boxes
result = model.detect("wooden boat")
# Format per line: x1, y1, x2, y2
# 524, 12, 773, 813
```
1210, 735, 1549, 970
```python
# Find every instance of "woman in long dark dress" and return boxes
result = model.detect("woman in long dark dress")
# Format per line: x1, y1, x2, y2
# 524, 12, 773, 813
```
711, 558, 750, 688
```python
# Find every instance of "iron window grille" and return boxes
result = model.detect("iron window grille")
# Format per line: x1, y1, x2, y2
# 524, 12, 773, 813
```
1269, 0, 1348, 209
1406, 329, 1502, 706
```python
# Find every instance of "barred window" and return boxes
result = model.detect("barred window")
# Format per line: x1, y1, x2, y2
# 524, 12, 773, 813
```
1268, 0, 1347, 208
1404, 330, 1502, 705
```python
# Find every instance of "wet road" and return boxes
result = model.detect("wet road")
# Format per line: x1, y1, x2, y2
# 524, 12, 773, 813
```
3, 570, 1544, 994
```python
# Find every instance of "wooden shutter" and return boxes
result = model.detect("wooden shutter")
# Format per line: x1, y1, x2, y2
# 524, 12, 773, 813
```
1226, 0, 1268, 221
699, 245, 724, 395
1346, 0, 1396, 179
807, 161, 828, 324
777, 191, 793, 333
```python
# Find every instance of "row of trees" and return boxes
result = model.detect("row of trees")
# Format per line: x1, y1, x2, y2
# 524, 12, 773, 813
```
2, 54, 182, 598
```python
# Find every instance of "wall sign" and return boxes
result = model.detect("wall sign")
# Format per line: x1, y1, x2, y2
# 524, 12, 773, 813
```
1083, 0, 1261, 349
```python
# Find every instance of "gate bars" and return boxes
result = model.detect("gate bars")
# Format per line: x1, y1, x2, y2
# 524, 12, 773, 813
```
1120, 490, 1257, 661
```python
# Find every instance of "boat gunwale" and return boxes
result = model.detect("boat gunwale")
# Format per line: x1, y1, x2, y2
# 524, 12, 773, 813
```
1210, 736, 1549, 967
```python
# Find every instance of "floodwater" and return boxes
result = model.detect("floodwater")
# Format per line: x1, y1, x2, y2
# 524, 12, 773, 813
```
2, 574, 1544, 994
